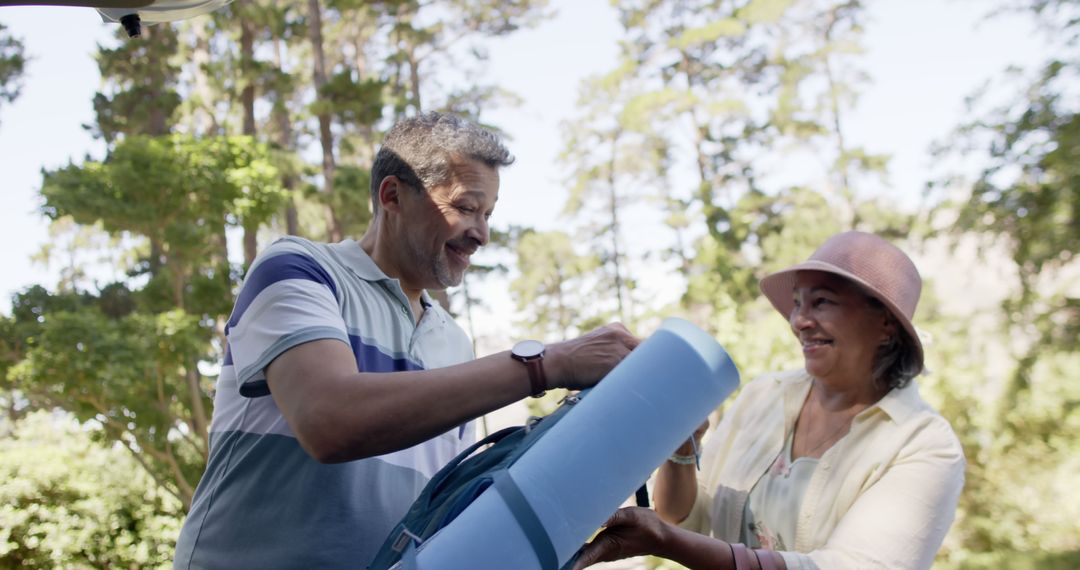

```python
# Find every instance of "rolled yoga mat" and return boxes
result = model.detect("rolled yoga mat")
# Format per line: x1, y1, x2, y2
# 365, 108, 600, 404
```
402, 317, 741, 569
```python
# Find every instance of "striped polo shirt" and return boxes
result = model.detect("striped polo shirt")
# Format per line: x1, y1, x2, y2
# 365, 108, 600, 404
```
174, 237, 476, 569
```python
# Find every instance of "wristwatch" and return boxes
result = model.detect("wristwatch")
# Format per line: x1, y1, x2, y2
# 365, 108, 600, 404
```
510, 340, 547, 398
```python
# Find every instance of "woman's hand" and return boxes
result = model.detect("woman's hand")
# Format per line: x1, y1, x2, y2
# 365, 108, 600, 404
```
573, 507, 672, 569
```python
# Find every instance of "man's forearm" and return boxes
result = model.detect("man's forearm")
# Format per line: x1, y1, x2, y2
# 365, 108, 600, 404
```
267, 339, 534, 462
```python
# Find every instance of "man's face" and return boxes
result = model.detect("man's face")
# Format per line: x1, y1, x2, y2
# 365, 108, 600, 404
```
397, 158, 499, 291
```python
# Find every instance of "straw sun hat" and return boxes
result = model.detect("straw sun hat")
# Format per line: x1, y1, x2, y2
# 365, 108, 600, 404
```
758, 231, 924, 370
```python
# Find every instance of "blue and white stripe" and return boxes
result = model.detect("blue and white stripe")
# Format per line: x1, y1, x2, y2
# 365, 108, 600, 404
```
175, 237, 476, 569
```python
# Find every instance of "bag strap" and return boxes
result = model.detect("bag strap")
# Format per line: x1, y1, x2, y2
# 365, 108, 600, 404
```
428, 425, 521, 496
493, 472, 559, 570
634, 484, 650, 507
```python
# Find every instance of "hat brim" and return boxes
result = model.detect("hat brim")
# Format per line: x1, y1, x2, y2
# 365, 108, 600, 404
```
759, 260, 924, 371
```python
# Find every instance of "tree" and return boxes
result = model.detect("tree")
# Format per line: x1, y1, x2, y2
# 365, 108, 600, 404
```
27, 135, 288, 508
560, 61, 648, 327
6, 0, 550, 520
567, 0, 883, 330
509, 230, 604, 419
510, 230, 600, 341
925, 0, 1080, 563
0, 22, 26, 126
91, 24, 181, 141
41, 135, 287, 313
306, 0, 347, 241
0, 410, 183, 567
8, 289, 209, 509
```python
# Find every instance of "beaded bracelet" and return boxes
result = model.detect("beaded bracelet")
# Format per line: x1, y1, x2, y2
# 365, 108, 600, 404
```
667, 452, 697, 465
667, 436, 701, 468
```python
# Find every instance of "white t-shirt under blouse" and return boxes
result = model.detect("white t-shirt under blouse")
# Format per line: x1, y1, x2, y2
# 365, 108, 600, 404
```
742, 431, 818, 551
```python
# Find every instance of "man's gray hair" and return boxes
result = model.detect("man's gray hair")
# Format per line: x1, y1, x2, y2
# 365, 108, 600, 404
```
370, 112, 514, 212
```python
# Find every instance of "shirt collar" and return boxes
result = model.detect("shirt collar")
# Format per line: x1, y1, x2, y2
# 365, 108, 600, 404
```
336, 239, 390, 282
776, 370, 924, 425
873, 380, 923, 424
335, 239, 439, 316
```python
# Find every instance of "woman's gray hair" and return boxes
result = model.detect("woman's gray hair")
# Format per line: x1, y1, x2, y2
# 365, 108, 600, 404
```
867, 296, 923, 390
370, 112, 514, 212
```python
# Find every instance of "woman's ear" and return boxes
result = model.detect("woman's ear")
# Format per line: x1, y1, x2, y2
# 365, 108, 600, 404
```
880, 314, 898, 345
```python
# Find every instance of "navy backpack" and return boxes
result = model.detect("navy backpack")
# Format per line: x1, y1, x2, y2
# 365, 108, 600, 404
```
368, 390, 649, 570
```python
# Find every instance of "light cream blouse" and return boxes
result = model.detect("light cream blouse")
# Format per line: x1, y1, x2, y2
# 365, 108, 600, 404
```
680, 370, 965, 570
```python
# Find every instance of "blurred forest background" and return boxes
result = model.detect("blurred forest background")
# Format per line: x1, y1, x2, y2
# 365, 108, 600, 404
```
0, 0, 1077, 568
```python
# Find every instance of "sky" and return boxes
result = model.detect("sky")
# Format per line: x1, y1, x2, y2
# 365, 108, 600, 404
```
0, 0, 1052, 346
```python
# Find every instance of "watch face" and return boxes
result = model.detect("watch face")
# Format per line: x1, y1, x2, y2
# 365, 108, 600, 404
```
512, 339, 545, 359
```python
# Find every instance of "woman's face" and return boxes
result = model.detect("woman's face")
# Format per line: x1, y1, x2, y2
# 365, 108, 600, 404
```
789, 271, 895, 385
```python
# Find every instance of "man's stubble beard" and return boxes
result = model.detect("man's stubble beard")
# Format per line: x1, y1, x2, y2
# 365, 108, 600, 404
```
406, 233, 463, 290
431, 251, 463, 289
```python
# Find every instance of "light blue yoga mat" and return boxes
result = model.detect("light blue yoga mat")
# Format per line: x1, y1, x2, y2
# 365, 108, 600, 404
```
407, 317, 740, 569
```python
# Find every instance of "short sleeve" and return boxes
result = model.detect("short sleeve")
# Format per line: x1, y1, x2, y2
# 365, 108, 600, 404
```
225, 246, 349, 397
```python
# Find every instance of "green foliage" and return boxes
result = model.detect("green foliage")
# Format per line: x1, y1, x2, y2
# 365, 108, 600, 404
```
942, 549, 1080, 570
447, 0, 551, 35
329, 164, 375, 237
0, 411, 183, 568
951, 63, 1079, 291
7, 286, 212, 507
40, 134, 287, 314
918, 298, 1080, 564
0, 22, 27, 123
42, 135, 284, 237
91, 24, 182, 140
311, 70, 386, 127
668, 19, 746, 49
685, 186, 840, 315
510, 230, 601, 341
6, 0, 1077, 565
926, 4, 1080, 560
737, 0, 798, 24
564, 0, 885, 342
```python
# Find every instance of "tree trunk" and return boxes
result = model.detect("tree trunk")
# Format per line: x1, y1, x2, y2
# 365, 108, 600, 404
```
556, 264, 568, 340
272, 34, 301, 236
243, 222, 258, 268
822, 7, 857, 229
240, 4, 259, 265
144, 25, 170, 137
606, 131, 626, 323
191, 19, 216, 135
185, 368, 210, 455
461, 274, 478, 354
240, 8, 257, 137
149, 237, 163, 277
408, 45, 422, 112
307, 0, 343, 242
285, 196, 300, 236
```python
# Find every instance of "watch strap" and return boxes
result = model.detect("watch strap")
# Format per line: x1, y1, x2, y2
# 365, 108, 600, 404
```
523, 357, 547, 397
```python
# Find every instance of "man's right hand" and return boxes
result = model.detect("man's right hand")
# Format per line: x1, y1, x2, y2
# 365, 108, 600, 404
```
545, 323, 640, 390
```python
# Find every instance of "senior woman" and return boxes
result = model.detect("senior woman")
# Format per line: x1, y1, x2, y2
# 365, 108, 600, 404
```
574, 231, 965, 570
